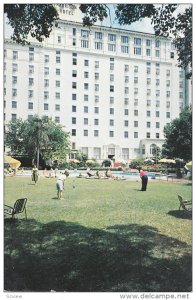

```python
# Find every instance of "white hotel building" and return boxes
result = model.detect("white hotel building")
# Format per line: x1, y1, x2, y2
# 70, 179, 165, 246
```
3, 5, 191, 162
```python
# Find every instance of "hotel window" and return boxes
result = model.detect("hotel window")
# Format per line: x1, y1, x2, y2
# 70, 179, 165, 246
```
72, 129, 76, 136
110, 119, 114, 126
13, 51, 18, 60
146, 122, 151, 128
84, 130, 88, 137
108, 44, 116, 52
170, 52, 174, 59
110, 108, 114, 115
134, 88, 138, 95
44, 67, 49, 75
166, 101, 170, 108
147, 111, 151, 117
12, 101, 17, 108
84, 83, 89, 90
124, 131, 128, 138
73, 28, 76, 35
94, 107, 99, 114
134, 66, 138, 73
84, 71, 88, 78
72, 94, 77, 100
81, 29, 89, 38
156, 79, 160, 86
125, 76, 129, 83
12, 114, 17, 121
146, 132, 151, 138
110, 57, 114, 61
84, 95, 88, 101
166, 69, 171, 76
179, 70, 183, 78
108, 34, 116, 42
124, 120, 128, 127
166, 80, 170, 87
4, 49, 7, 58
156, 101, 160, 107
156, 122, 160, 128
124, 98, 129, 105
156, 133, 160, 139
56, 50, 61, 55
109, 131, 114, 137
94, 119, 99, 125
55, 117, 60, 123
95, 95, 99, 103
125, 65, 129, 72
12, 76, 17, 84
72, 82, 77, 89
58, 36, 61, 43
121, 46, 129, 53
73, 38, 76, 46
134, 77, 138, 84
179, 81, 183, 88
44, 91, 49, 99
134, 132, 138, 138
44, 103, 49, 110
147, 100, 151, 107
155, 40, 160, 48
110, 97, 114, 104
56, 56, 61, 63
28, 102, 33, 110
156, 111, 160, 117
94, 130, 99, 137
110, 63, 114, 70
147, 78, 151, 85
134, 37, 141, 45
95, 42, 102, 50
95, 61, 99, 68
28, 90, 33, 98
121, 36, 128, 43
134, 99, 138, 106
134, 47, 141, 55
95, 84, 99, 91
12, 88, 17, 97
166, 91, 170, 97
72, 53, 77, 57
134, 121, 138, 127
44, 79, 49, 87
95, 73, 99, 80
84, 118, 88, 125
110, 85, 114, 92
146, 39, 151, 46
73, 58, 77, 65
125, 87, 129, 94
72, 105, 76, 112
84, 60, 89, 66
72, 70, 77, 77
44, 55, 49, 63
4, 75, 6, 83
156, 90, 160, 97
12, 63, 18, 72
29, 78, 34, 86
95, 32, 103, 39
155, 50, 160, 57
179, 92, 183, 99
55, 93, 60, 99
156, 68, 160, 75
55, 104, 60, 111
146, 49, 151, 56
4, 62, 6, 71
147, 67, 151, 74
84, 106, 88, 113
81, 40, 89, 48
166, 112, 171, 118
134, 110, 138, 116
29, 53, 34, 62
124, 109, 129, 116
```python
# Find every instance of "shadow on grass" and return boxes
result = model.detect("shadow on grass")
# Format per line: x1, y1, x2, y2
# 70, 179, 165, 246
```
4, 219, 192, 292
167, 210, 192, 220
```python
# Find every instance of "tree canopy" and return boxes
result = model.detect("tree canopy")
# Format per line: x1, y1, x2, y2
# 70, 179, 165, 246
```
162, 107, 192, 161
5, 115, 70, 164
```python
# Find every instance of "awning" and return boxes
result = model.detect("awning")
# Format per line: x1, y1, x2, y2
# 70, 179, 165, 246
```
4, 155, 21, 168
158, 158, 176, 164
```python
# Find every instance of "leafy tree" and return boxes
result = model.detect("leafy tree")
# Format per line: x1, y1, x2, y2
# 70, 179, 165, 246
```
162, 107, 192, 161
5, 115, 70, 167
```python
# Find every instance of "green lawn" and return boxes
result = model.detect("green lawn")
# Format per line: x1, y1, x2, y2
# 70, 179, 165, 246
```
4, 176, 192, 292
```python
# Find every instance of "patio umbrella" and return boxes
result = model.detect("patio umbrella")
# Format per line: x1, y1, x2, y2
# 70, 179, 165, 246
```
158, 158, 176, 164
185, 161, 192, 171
4, 155, 21, 168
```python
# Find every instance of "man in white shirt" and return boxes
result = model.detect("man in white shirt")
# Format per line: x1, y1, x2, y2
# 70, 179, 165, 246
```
56, 172, 66, 199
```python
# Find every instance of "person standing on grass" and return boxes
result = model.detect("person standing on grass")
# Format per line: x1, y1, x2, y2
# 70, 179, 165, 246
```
56, 172, 67, 200
140, 169, 148, 191
32, 165, 38, 184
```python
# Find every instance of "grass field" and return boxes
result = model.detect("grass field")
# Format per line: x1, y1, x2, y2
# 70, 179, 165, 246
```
4, 176, 192, 292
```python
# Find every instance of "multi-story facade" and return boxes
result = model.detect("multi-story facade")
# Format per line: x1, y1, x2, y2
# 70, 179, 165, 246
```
4, 5, 191, 162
